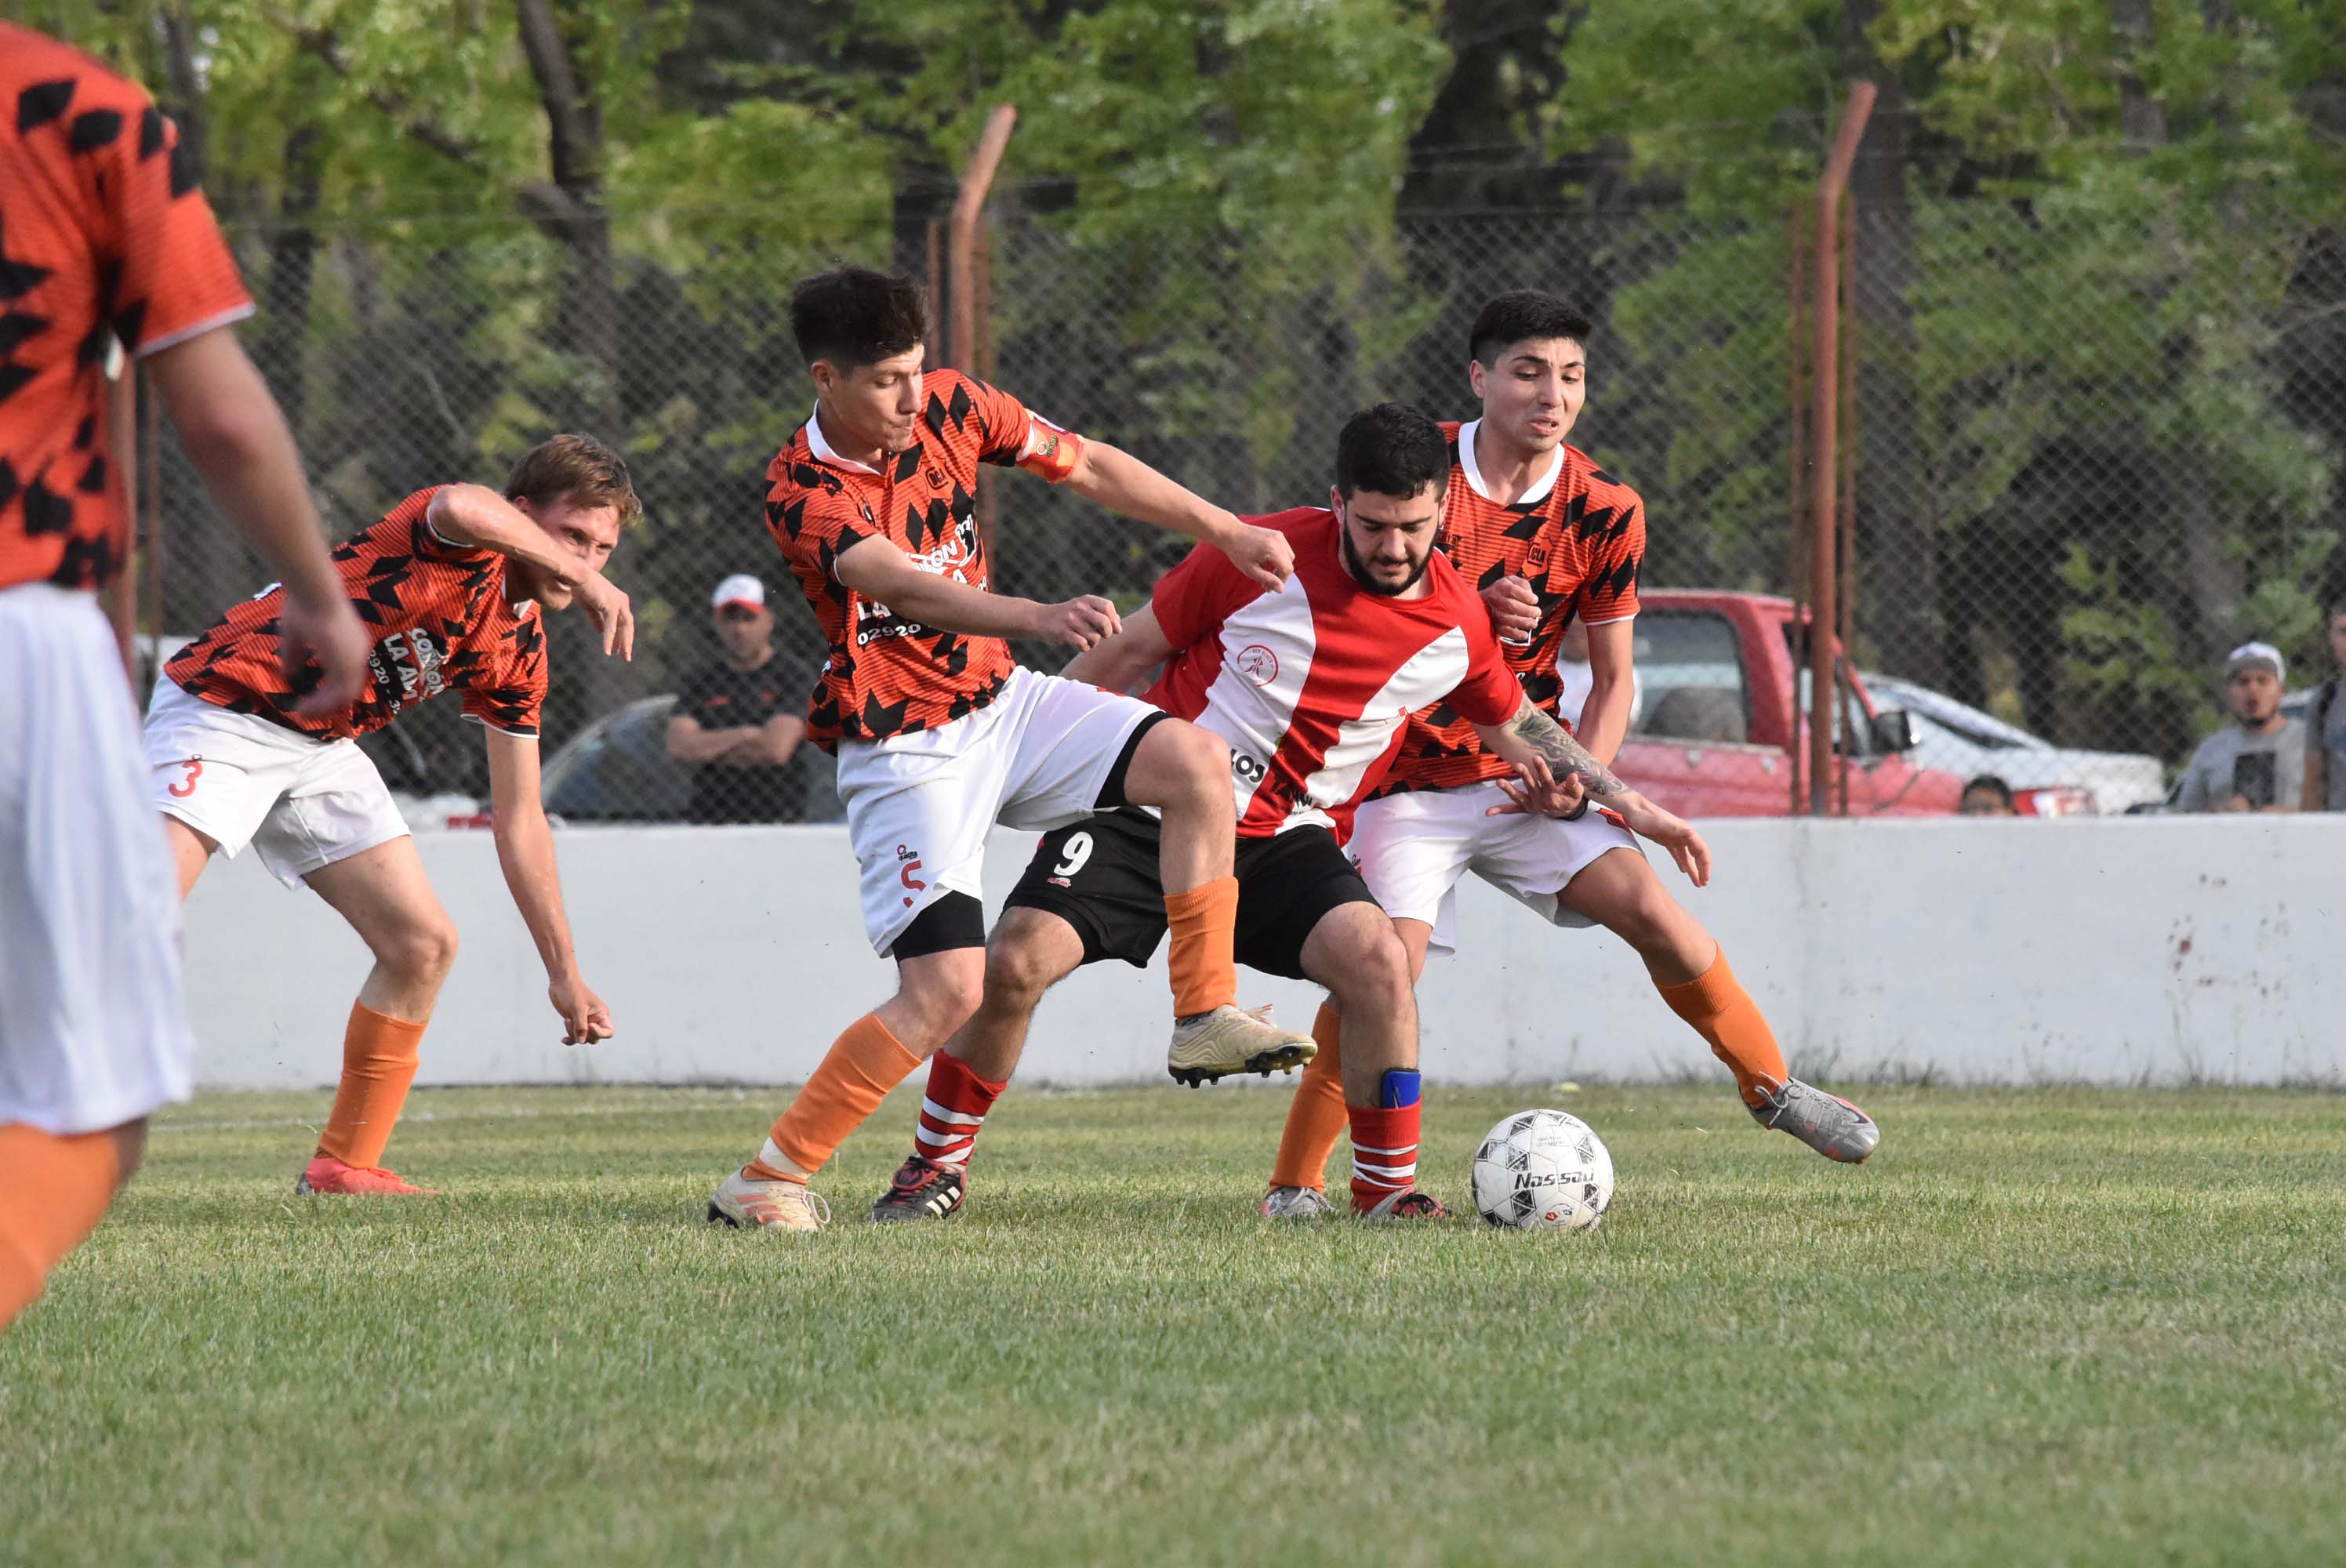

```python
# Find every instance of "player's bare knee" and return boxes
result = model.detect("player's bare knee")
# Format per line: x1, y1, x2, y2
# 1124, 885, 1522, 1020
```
983, 923, 1074, 1013
1143, 720, 1231, 814
901, 957, 986, 1040
1611, 884, 1690, 958
381, 913, 459, 985
1330, 921, 1413, 1021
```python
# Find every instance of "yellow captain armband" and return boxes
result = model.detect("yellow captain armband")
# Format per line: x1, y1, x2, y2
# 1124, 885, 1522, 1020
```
1015, 419, 1084, 484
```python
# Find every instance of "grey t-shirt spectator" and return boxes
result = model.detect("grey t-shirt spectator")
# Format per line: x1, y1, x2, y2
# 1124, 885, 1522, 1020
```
2309, 679, 2346, 811
2175, 719, 2307, 811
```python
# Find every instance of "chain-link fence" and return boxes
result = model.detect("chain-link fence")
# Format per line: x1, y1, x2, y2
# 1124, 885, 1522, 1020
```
139, 198, 2346, 820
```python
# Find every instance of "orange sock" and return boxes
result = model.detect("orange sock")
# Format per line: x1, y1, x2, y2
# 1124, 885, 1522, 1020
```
315, 1002, 427, 1170
1164, 877, 1239, 1018
0, 1123, 124, 1329
748, 1012, 924, 1181
1656, 947, 1787, 1109
1269, 1002, 1349, 1191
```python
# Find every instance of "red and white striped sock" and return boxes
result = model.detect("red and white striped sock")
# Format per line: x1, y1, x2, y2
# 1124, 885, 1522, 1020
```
915, 1052, 1007, 1171
1346, 1103, 1421, 1212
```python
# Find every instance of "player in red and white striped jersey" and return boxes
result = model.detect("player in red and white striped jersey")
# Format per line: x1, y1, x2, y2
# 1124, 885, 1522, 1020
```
1263, 295, 1880, 1216
867, 404, 1710, 1222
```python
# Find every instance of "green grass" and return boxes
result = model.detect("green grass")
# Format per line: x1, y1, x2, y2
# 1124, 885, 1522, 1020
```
5, 1084, 2344, 1566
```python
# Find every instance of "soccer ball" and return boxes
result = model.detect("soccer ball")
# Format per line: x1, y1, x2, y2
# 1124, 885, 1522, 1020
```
1470, 1109, 1614, 1232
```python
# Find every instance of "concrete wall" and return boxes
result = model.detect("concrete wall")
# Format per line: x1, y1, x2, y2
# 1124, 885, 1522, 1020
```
183, 818, 2346, 1091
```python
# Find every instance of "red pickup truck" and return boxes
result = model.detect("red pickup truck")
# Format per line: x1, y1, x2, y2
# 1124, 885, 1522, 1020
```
1614, 590, 1967, 817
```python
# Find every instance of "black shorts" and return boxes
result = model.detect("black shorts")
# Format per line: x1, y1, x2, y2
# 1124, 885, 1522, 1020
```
1005, 808, 1378, 982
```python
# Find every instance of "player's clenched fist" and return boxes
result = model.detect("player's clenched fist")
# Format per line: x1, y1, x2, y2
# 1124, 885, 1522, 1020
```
1480, 573, 1541, 644
279, 588, 373, 716
1222, 521, 1297, 590
550, 974, 615, 1047
1033, 595, 1122, 650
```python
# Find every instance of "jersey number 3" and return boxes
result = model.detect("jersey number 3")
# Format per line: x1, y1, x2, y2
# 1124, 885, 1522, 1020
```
167, 759, 205, 798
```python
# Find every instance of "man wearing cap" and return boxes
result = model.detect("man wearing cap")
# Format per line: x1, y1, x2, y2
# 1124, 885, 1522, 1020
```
666, 574, 813, 822
2176, 642, 2306, 813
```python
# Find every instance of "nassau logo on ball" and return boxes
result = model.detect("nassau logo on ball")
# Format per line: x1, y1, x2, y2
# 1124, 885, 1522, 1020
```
1469, 1109, 1614, 1232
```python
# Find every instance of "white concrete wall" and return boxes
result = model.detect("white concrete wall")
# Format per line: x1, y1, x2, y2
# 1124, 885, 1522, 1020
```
183, 818, 2346, 1091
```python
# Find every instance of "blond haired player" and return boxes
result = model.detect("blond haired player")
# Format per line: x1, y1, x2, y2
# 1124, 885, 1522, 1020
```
1, 25, 370, 1327
153, 437, 638, 1196
1262, 292, 1879, 1218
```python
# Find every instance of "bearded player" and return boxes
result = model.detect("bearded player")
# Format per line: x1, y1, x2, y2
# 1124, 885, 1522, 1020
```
152, 436, 638, 1196
861, 403, 1711, 1222
704, 267, 1314, 1233
1261, 293, 1879, 1220
2, 24, 372, 1327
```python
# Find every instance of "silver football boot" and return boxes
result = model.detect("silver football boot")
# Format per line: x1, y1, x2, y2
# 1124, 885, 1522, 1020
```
1750, 1078, 1880, 1163
1260, 1185, 1337, 1220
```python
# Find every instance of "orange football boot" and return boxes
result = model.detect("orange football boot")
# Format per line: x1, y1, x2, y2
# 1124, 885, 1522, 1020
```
295, 1154, 440, 1196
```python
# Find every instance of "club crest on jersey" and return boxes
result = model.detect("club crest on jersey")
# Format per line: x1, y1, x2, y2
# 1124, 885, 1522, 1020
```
1236, 644, 1279, 686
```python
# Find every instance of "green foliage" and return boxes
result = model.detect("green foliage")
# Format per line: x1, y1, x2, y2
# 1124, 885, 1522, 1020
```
1555, 0, 2346, 757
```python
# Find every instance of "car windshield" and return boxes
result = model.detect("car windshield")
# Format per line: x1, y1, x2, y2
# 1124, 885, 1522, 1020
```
1863, 675, 2050, 751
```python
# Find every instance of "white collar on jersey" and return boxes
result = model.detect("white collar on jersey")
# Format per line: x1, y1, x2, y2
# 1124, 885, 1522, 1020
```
1455, 417, 1563, 506
802, 404, 881, 477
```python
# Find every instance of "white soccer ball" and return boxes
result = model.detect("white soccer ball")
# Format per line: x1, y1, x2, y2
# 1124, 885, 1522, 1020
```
1470, 1109, 1614, 1232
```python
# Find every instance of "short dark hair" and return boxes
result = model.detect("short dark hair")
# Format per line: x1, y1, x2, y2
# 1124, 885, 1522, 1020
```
1469, 290, 1594, 368
1335, 403, 1451, 499
789, 266, 928, 370
1962, 775, 2017, 810
503, 434, 640, 526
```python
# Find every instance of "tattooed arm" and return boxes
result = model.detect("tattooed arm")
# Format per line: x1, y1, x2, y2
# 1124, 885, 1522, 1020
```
1474, 696, 1713, 886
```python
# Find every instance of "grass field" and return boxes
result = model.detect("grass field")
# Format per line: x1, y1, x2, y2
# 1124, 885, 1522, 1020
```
5, 1083, 2343, 1566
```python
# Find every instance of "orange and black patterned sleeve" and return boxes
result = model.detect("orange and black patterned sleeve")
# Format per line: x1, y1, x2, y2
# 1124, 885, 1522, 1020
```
766, 466, 876, 585
77, 73, 252, 359
461, 610, 549, 739
1570, 479, 1646, 626
954, 373, 1038, 468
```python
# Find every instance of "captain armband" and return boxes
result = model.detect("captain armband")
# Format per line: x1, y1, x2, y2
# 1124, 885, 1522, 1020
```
1015, 416, 1084, 484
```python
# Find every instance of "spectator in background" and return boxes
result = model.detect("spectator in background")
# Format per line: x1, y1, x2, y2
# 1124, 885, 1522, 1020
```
1959, 775, 2018, 816
666, 575, 812, 822
2177, 642, 2304, 814
2301, 601, 2346, 812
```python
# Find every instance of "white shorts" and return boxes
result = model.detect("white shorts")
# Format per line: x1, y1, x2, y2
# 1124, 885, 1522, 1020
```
144, 677, 409, 887
835, 666, 1161, 956
0, 585, 195, 1134
1347, 779, 1642, 958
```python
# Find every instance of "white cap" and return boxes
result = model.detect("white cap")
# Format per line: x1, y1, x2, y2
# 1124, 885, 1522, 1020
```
711, 574, 766, 612
2224, 641, 2284, 682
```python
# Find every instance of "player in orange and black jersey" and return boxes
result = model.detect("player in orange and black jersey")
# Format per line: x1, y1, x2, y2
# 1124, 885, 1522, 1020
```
148, 436, 640, 1198
1, 24, 370, 1330
706, 266, 1316, 1233
1261, 293, 1879, 1216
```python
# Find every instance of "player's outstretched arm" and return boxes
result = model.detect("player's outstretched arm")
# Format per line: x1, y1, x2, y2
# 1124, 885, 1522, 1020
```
833, 535, 1120, 651
1062, 441, 1295, 590
1474, 697, 1712, 886
1060, 606, 1175, 695
483, 728, 613, 1046
427, 485, 634, 659
145, 330, 372, 713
